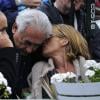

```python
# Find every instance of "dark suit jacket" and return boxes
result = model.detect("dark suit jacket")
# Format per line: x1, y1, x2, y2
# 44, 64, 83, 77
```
37, 0, 74, 25
0, 47, 17, 98
89, 24, 100, 62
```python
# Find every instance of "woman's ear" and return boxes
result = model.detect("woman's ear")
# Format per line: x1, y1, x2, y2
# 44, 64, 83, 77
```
60, 38, 69, 46
12, 23, 17, 34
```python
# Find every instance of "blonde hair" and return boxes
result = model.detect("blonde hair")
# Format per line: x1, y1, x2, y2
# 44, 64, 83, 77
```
52, 24, 90, 60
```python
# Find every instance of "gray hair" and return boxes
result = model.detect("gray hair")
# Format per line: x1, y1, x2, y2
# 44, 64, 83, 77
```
16, 8, 52, 38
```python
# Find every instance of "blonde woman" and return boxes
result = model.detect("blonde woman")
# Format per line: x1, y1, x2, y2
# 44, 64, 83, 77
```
28, 24, 90, 99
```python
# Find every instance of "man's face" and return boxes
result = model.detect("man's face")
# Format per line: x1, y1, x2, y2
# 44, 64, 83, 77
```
13, 25, 46, 54
0, 14, 7, 33
59, 0, 71, 14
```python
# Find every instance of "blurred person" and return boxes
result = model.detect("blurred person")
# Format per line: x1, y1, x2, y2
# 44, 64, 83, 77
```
38, 0, 86, 37
89, 20, 100, 62
0, 0, 18, 41
22, 0, 41, 8
37, 0, 73, 25
73, 0, 86, 37
28, 24, 90, 99
15, 0, 42, 11
74, 0, 100, 62
12, 9, 52, 97
0, 11, 17, 98
87, 0, 100, 62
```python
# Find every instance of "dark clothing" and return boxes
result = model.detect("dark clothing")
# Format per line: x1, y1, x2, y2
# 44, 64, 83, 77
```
0, 0, 17, 14
38, 0, 86, 37
16, 47, 46, 97
38, 0, 74, 25
0, 47, 17, 98
75, 9, 86, 37
0, 0, 18, 24
89, 24, 100, 62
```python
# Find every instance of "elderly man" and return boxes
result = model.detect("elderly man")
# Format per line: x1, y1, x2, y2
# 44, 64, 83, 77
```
0, 11, 17, 98
12, 9, 52, 97
13, 9, 52, 53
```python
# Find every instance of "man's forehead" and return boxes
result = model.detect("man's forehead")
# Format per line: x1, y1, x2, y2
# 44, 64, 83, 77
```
22, 31, 45, 43
24, 26, 46, 38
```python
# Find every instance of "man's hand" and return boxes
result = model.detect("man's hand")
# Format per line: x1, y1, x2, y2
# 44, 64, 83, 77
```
0, 32, 13, 48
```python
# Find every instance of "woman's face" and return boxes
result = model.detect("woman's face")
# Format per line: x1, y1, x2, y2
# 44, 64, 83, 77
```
43, 36, 61, 57
43, 36, 68, 57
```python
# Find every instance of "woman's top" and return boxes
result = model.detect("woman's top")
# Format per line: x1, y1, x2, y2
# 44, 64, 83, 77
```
27, 56, 89, 99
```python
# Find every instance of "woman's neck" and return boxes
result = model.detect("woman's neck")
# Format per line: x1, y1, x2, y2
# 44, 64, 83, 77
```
52, 54, 75, 73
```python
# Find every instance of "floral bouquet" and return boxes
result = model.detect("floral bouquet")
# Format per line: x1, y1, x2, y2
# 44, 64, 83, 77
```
51, 60, 100, 83
50, 60, 100, 100
51, 72, 77, 84
84, 60, 100, 82
0, 72, 12, 99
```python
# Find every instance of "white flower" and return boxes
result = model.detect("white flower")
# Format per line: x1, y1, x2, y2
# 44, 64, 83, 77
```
65, 72, 70, 77
0, 72, 4, 78
64, 72, 76, 78
2, 78, 8, 86
51, 72, 76, 83
94, 63, 100, 69
6, 86, 12, 94
83, 60, 97, 69
0, 75, 8, 86
67, 72, 76, 78
51, 73, 64, 83
0, 72, 12, 98
0, 79, 3, 84
60, 73, 68, 79
85, 70, 95, 77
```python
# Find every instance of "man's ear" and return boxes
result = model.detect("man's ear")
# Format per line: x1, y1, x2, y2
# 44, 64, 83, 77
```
60, 38, 69, 46
12, 23, 17, 34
